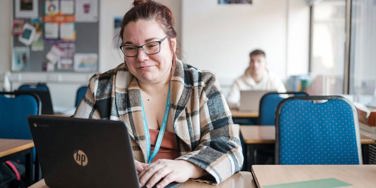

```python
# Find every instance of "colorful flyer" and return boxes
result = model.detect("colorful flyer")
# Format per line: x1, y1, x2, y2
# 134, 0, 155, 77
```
74, 53, 98, 72
12, 47, 30, 71
45, 0, 60, 16
60, 23, 76, 41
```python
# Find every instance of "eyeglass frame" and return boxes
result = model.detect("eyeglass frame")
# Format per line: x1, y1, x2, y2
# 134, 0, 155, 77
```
119, 36, 168, 57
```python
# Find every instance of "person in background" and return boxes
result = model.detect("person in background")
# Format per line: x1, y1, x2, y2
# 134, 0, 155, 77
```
74, 0, 243, 187
227, 49, 286, 109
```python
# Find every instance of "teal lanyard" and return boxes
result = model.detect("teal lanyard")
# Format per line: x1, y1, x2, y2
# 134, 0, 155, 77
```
140, 84, 171, 164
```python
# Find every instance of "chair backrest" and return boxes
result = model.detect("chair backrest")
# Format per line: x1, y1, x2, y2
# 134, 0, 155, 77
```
258, 92, 308, 125
75, 86, 88, 107
18, 83, 49, 91
18, 83, 54, 114
275, 96, 362, 164
0, 92, 41, 139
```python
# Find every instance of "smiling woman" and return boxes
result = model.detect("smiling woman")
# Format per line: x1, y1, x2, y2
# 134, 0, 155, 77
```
74, 0, 243, 187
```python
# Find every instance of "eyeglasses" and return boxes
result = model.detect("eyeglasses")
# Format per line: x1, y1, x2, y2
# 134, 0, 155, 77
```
120, 36, 168, 57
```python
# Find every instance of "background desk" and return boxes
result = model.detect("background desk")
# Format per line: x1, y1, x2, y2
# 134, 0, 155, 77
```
231, 110, 258, 125
0, 139, 34, 185
231, 110, 258, 118
252, 165, 376, 188
29, 171, 255, 188
240, 126, 376, 168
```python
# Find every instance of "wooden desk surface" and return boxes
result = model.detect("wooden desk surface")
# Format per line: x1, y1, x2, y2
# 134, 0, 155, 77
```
252, 165, 376, 188
29, 172, 255, 188
240, 125, 376, 145
231, 110, 258, 118
0, 139, 34, 158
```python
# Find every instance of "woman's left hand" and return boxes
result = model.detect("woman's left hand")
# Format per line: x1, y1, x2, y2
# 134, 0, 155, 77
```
138, 159, 205, 188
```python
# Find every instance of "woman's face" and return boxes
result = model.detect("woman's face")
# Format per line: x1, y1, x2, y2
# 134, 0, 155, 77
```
122, 19, 176, 85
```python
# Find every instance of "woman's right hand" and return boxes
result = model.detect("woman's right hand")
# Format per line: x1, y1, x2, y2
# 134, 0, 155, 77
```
135, 160, 148, 175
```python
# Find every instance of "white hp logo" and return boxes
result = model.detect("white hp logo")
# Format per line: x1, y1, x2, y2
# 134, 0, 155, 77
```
73, 150, 88, 167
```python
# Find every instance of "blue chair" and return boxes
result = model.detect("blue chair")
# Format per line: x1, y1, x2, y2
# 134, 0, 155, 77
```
0, 92, 41, 139
0, 91, 41, 183
18, 83, 49, 91
18, 83, 54, 114
258, 92, 308, 125
75, 86, 88, 107
275, 96, 362, 164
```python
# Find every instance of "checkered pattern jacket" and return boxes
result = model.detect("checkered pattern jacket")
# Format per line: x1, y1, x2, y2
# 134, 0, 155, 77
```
74, 60, 243, 183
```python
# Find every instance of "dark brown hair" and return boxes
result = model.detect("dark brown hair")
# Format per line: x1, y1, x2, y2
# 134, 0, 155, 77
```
249, 49, 266, 58
119, 0, 177, 41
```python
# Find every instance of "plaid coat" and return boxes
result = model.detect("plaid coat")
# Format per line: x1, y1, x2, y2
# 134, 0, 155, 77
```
74, 60, 243, 183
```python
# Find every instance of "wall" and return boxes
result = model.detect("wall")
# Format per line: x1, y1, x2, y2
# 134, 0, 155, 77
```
286, 0, 310, 76
0, 0, 11, 74
0, 0, 181, 112
181, 0, 309, 91
99, 0, 182, 72
0, 0, 308, 110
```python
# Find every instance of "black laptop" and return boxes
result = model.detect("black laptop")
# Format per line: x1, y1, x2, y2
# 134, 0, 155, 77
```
28, 115, 139, 188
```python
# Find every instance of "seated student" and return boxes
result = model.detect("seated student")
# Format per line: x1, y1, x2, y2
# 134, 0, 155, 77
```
74, 0, 243, 187
227, 49, 286, 109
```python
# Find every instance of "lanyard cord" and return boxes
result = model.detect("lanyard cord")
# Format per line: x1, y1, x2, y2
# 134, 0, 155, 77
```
140, 83, 171, 164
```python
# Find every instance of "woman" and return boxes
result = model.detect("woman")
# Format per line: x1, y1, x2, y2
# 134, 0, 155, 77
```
74, 0, 243, 187
227, 49, 286, 109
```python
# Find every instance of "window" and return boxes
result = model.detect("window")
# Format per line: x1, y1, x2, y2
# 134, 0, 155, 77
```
349, 0, 376, 107
308, 0, 346, 95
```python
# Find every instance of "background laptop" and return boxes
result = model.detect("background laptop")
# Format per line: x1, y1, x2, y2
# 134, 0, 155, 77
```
28, 116, 139, 188
239, 90, 270, 112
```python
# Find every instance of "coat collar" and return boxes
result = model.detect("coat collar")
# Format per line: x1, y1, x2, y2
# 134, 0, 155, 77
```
112, 60, 192, 160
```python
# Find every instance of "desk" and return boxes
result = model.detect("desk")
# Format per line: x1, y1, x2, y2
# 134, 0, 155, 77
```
29, 171, 256, 188
231, 110, 258, 118
0, 139, 34, 185
240, 126, 376, 168
231, 110, 258, 125
252, 165, 376, 188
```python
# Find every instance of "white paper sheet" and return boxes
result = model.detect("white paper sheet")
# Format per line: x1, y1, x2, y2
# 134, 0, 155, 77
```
61, 0, 75, 15
60, 23, 76, 41
46, 45, 63, 64
75, 0, 98, 22
44, 23, 59, 39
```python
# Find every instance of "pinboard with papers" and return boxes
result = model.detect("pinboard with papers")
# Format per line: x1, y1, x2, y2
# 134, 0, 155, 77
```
12, 0, 99, 73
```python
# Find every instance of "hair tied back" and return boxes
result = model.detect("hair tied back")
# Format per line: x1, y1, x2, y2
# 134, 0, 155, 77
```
133, 0, 150, 6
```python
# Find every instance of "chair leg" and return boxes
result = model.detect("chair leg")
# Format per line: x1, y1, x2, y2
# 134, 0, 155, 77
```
25, 152, 33, 185
34, 155, 41, 181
